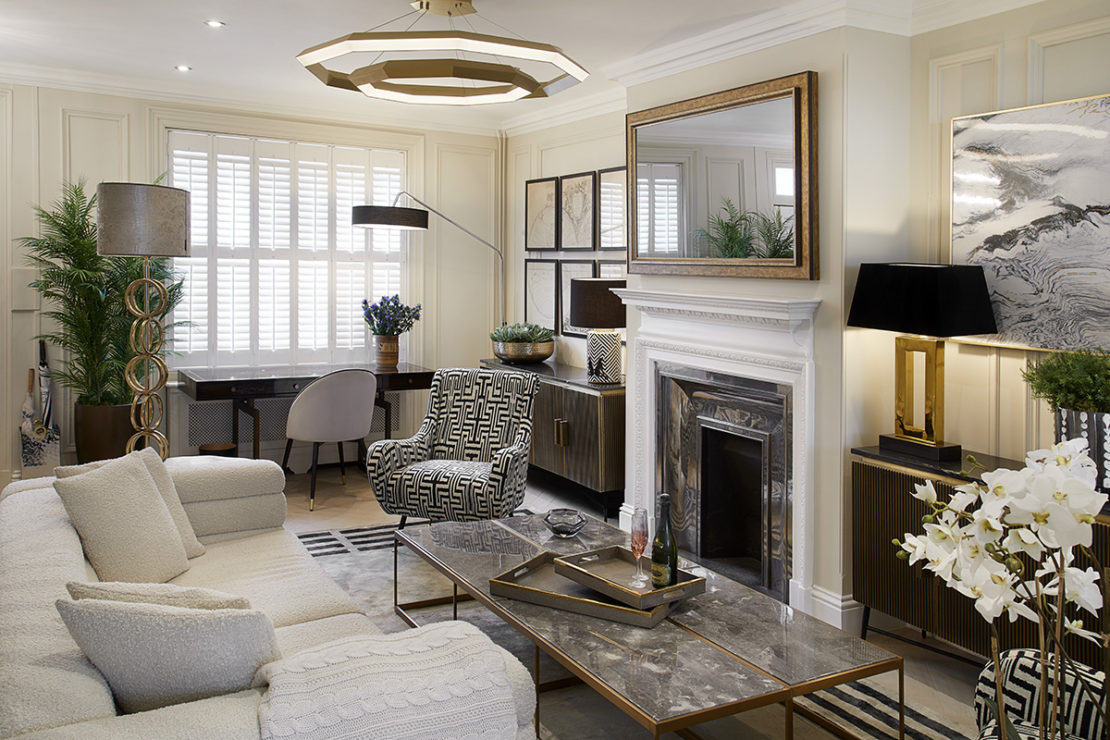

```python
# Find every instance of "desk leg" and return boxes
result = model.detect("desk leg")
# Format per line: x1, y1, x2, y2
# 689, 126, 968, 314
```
375, 394, 392, 440
785, 696, 794, 739
233, 399, 262, 459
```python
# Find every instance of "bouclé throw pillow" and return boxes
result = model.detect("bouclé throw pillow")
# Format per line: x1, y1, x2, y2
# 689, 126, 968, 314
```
56, 448, 205, 558
53, 453, 189, 583
56, 598, 280, 713
66, 581, 250, 610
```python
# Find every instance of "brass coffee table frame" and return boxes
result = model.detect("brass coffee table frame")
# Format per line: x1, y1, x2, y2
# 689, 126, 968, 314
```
393, 524, 904, 740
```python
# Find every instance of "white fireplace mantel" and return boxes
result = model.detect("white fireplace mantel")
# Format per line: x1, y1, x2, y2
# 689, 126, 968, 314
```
613, 288, 821, 614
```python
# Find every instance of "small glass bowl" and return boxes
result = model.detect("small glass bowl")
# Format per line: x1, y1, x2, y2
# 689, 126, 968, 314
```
542, 508, 587, 538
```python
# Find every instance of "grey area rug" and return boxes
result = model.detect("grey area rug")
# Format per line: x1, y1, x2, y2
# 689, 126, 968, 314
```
311, 533, 971, 740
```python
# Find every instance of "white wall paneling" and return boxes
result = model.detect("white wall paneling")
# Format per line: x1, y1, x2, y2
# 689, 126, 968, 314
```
61, 109, 128, 187
1028, 17, 1110, 104
0, 86, 12, 481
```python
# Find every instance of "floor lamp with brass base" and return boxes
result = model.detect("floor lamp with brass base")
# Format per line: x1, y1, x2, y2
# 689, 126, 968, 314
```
847, 263, 997, 462
97, 183, 190, 459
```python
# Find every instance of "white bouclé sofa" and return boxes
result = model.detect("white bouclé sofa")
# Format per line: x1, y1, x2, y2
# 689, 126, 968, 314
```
0, 455, 535, 739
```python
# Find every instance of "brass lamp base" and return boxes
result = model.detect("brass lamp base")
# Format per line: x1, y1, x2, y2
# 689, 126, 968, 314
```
878, 433, 962, 462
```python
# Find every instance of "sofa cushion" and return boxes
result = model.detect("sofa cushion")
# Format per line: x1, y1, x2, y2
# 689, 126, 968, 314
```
56, 598, 281, 713
0, 488, 117, 738
165, 456, 285, 504
67, 581, 250, 610
170, 528, 360, 628
11, 689, 264, 740
273, 613, 383, 657
57, 448, 206, 558
53, 453, 189, 583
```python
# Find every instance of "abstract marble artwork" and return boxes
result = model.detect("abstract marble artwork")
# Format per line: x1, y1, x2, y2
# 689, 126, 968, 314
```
951, 94, 1110, 350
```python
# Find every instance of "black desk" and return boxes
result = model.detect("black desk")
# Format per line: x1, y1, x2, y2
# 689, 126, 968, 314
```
178, 363, 435, 458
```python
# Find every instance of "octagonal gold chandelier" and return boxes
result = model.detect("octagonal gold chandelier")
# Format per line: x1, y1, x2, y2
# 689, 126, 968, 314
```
297, 0, 588, 105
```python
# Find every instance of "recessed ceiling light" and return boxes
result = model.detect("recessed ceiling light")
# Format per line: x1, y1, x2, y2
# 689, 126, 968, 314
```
175, 65, 192, 72
204, 19, 226, 28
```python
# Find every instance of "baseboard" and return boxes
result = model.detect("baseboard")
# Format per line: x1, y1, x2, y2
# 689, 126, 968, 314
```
809, 584, 865, 632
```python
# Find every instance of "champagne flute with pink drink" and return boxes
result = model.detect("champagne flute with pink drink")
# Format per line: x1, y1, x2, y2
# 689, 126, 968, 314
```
629, 507, 649, 588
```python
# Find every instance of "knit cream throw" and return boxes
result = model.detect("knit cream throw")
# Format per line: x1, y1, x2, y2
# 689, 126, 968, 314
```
256, 621, 518, 739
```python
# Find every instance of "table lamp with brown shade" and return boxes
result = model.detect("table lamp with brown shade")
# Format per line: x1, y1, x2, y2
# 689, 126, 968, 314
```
846, 263, 997, 462
97, 183, 189, 459
570, 278, 626, 384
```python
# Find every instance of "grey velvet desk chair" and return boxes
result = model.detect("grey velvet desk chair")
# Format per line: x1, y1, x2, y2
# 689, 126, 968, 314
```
281, 368, 377, 511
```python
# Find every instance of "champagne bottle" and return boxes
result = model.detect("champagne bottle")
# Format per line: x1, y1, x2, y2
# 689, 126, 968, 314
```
651, 493, 678, 588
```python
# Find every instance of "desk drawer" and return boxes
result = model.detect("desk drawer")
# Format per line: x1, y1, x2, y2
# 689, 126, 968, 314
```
225, 378, 305, 397
380, 373, 434, 391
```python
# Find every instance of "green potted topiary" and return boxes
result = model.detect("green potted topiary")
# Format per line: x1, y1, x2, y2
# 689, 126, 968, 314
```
490, 322, 555, 364
1022, 348, 1110, 491
22, 181, 182, 462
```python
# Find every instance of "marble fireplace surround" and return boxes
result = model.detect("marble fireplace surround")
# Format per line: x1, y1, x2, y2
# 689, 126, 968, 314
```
613, 289, 820, 613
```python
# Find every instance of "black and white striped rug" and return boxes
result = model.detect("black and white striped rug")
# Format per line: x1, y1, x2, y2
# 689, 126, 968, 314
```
795, 678, 970, 739
296, 509, 533, 557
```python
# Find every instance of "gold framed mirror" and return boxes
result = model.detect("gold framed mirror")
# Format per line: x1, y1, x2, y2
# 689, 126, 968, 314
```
627, 71, 817, 279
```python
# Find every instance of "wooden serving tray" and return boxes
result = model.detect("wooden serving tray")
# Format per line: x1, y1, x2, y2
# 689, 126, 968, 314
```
489, 552, 672, 628
553, 546, 707, 610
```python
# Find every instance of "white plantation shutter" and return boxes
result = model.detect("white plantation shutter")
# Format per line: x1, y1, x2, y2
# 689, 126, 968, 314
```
637, 163, 682, 255
167, 130, 409, 368
257, 259, 291, 351
335, 262, 367, 349
598, 176, 624, 250
171, 258, 208, 354
216, 258, 251, 353
297, 260, 329, 352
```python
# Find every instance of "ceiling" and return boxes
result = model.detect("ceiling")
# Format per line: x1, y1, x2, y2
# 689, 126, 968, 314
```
0, 0, 793, 133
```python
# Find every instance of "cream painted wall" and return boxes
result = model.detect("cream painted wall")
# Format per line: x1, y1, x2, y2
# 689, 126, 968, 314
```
0, 82, 500, 481
907, 0, 1110, 462
505, 112, 626, 368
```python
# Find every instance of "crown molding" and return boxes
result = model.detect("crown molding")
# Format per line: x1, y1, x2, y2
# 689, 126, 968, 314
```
911, 0, 1047, 34
603, 0, 913, 87
0, 61, 503, 138
500, 87, 628, 138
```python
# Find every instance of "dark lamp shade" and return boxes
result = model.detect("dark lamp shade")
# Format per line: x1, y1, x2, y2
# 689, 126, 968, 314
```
847, 263, 997, 337
352, 205, 429, 230
570, 278, 626, 329
97, 183, 189, 257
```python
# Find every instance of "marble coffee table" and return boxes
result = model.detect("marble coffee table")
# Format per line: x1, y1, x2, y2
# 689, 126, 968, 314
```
394, 514, 903, 739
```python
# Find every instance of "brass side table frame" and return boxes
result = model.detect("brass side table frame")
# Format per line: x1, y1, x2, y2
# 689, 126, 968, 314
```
393, 525, 904, 740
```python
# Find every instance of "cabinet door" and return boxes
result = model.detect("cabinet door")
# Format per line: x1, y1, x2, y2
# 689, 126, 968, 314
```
530, 381, 563, 474
561, 389, 601, 490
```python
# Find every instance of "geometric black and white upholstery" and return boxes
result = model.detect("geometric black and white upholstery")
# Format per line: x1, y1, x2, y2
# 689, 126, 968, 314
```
366, 368, 538, 525
975, 648, 1105, 740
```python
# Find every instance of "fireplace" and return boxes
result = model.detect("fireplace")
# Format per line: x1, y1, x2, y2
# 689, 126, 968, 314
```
614, 289, 819, 613
657, 364, 791, 602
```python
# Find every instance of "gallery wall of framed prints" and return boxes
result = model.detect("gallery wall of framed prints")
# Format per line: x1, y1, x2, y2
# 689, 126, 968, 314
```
522, 166, 628, 339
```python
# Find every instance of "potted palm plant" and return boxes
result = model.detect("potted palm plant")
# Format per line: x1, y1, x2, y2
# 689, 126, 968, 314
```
1022, 349, 1110, 492
22, 181, 182, 462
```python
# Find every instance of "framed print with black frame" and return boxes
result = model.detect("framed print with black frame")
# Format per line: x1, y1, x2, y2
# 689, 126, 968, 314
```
557, 260, 597, 337
524, 259, 559, 333
558, 171, 596, 251
525, 177, 559, 251
597, 166, 627, 251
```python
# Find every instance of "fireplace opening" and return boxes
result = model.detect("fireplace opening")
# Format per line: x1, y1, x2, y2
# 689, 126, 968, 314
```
700, 426, 765, 590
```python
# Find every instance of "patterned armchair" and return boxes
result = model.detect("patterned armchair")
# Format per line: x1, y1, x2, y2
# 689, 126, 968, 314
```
366, 368, 539, 524
975, 648, 1105, 740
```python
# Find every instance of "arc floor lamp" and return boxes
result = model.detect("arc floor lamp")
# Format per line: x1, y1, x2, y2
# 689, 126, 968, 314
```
353, 192, 505, 326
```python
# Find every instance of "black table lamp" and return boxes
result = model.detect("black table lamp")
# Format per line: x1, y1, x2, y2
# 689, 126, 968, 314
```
570, 278, 626, 384
847, 263, 997, 461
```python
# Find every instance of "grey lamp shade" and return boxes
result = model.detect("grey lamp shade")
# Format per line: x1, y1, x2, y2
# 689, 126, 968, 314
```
96, 183, 190, 257
352, 205, 429, 230
846, 263, 997, 337
570, 278, 626, 329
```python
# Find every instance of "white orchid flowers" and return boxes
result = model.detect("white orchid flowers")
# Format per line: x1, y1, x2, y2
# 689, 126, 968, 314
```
895, 438, 1107, 643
